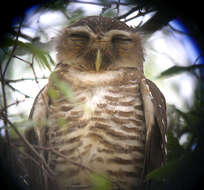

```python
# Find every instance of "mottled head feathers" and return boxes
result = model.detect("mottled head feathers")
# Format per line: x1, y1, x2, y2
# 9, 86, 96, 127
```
56, 16, 144, 72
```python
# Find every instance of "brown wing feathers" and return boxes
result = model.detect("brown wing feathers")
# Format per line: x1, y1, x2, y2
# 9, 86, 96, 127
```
140, 78, 167, 179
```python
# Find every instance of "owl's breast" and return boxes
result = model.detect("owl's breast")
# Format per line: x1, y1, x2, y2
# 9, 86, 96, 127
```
48, 70, 146, 190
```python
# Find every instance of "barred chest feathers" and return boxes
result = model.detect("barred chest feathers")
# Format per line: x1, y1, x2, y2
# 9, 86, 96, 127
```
48, 68, 146, 190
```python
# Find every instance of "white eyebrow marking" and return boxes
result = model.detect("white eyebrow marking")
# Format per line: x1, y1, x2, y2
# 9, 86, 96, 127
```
68, 25, 92, 32
106, 30, 131, 36
105, 29, 131, 37
66, 25, 97, 39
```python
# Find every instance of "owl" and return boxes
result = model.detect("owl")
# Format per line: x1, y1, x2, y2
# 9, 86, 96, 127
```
25, 16, 167, 190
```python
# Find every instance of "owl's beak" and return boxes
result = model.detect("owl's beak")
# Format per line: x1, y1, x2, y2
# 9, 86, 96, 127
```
95, 49, 102, 72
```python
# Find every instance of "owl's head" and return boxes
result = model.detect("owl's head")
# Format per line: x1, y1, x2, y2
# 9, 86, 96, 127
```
56, 16, 144, 72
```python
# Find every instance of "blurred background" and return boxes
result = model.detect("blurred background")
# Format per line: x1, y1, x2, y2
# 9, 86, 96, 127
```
0, 0, 204, 190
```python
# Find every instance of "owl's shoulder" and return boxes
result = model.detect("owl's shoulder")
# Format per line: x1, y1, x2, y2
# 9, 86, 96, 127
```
29, 85, 48, 120
145, 79, 167, 125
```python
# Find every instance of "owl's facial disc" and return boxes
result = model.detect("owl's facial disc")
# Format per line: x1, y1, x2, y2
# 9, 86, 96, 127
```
57, 22, 144, 72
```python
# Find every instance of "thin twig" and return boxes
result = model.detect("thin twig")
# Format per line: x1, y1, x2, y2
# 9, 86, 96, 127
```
2, 49, 33, 65
2, 77, 48, 83
13, 54, 33, 65
30, 54, 48, 108
0, 65, 10, 144
116, 0, 120, 16
0, 99, 25, 114
14, 145, 52, 180
116, 6, 139, 20
124, 9, 153, 23
3, 18, 23, 76
168, 24, 191, 36
6, 83, 31, 98
34, 145, 93, 173
0, 19, 24, 144
11, 143, 40, 168
31, 55, 39, 84
69, 0, 134, 6
52, 149, 92, 172
1, 116, 55, 177
32, 145, 120, 189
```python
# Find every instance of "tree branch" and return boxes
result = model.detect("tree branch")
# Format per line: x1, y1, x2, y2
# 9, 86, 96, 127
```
139, 10, 175, 34
124, 9, 154, 23
116, 6, 139, 20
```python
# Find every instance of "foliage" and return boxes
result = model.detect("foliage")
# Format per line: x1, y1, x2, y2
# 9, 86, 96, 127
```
147, 66, 204, 189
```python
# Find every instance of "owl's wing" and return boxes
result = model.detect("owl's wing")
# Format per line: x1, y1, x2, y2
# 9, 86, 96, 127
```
140, 78, 167, 180
27, 85, 49, 143
25, 85, 51, 190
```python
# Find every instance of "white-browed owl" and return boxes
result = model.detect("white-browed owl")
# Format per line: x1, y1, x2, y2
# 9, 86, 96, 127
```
25, 16, 167, 190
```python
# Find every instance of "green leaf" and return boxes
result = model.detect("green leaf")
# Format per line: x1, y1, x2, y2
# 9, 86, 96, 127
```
2, 38, 54, 71
146, 159, 181, 181
147, 151, 196, 182
55, 79, 74, 102
48, 87, 59, 100
19, 41, 53, 71
57, 118, 68, 128
50, 73, 75, 102
158, 65, 193, 78
175, 108, 202, 135
90, 174, 112, 190
146, 132, 192, 181
47, 54, 55, 66
167, 132, 186, 161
